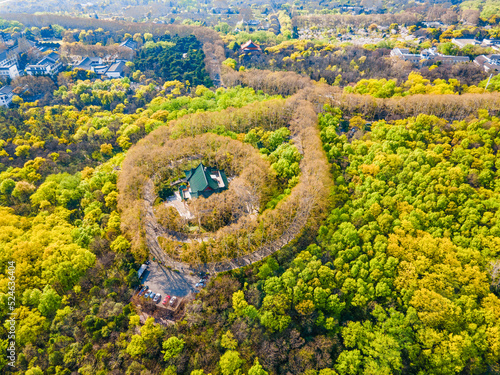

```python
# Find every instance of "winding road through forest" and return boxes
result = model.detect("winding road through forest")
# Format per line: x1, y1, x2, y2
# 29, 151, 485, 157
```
142, 134, 321, 292
144, 178, 316, 275
122, 81, 332, 296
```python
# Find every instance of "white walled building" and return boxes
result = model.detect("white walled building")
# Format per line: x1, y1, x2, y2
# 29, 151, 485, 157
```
0, 59, 20, 80
0, 85, 14, 107
26, 52, 63, 76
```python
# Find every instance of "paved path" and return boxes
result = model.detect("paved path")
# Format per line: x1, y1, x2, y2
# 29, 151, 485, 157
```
141, 262, 198, 298
164, 194, 195, 220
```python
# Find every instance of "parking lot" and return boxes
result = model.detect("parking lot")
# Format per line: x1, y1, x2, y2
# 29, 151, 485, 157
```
138, 262, 201, 304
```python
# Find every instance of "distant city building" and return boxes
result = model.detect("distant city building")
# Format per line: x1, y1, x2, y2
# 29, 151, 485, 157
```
391, 47, 469, 65
451, 38, 479, 48
74, 57, 109, 74
421, 48, 470, 64
0, 31, 13, 46
246, 20, 261, 26
240, 40, 262, 53
119, 38, 138, 50
179, 163, 228, 200
423, 21, 444, 28
481, 39, 500, 47
104, 61, 126, 78
0, 58, 20, 80
339, 5, 363, 15
390, 48, 421, 63
211, 7, 231, 14
474, 54, 500, 72
0, 85, 13, 107
26, 52, 63, 76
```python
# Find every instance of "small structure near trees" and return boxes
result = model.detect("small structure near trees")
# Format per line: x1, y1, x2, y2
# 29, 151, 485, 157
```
240, 40, 262, 53
179, 163, 228, 200
137, 264, 148, 279
0, 85, 13, 107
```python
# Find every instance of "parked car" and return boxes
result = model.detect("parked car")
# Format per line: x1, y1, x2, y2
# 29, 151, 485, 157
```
162, 295, 171, 305
144, 290, 152, 298
195, 281, 205, 287
138, 286, 147, 296
169, 296, 177, 306
153, 293, 161, 303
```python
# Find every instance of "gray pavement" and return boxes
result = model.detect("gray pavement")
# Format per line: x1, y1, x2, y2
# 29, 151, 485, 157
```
165, 193, 195, 220
140, 262, 200, 298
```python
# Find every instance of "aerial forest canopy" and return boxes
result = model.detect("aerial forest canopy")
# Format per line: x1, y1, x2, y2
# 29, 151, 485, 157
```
2, 5, 500, 375
117, 92, 332, 266
133, 35, 213, 87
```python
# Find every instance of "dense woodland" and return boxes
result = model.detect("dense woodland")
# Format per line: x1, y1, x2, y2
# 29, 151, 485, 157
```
118, 93, 331, 264
133, 35, 213, 86
225, 41, 487, 87
1, 7, 500, 375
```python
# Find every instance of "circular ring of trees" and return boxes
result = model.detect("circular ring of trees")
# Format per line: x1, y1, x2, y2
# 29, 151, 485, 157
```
151, 133, 279, 263
118, 94, 333, 268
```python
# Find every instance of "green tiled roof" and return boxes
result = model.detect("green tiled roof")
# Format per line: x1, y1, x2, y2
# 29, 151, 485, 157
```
179, 184, 187, 200
185, 163, 207, 193
206, 168, 220, 191
220, 170, 229, 187
181, 163, 229, 200
184, 163, 219, 194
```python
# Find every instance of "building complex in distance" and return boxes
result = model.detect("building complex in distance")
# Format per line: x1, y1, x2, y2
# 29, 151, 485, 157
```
391, 47, 470, 65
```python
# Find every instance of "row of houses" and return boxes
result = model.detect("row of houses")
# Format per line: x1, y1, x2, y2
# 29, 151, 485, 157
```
0, 51, 66, 80
0, 55, 126, 108
390, 47, 470, 65
0, 38, 138, 80
25, 38, 137, 78
392, 38, 500, 71
0, 38, 139, 108
474, 54, 500, 72
451, 38, 500, 50
0, 38, 38, 80
72, 57, 126, 78
0, 48, 65, 80
26, 52, 63, 77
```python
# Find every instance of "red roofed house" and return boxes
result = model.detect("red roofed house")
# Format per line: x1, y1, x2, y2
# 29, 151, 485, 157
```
241, 40, 262, 53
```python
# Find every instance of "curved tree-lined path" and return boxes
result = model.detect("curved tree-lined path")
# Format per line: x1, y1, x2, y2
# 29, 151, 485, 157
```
142, 95, 331, 277
144, 178, 318, 276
